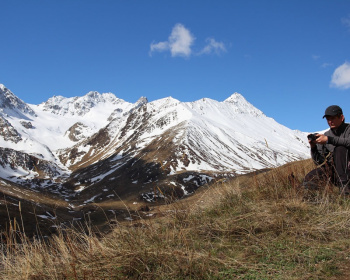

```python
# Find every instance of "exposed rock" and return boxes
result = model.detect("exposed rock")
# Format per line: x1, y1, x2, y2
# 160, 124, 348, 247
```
65, 122, 89, 142
20, 121, 33, 129
0, 147, 63, 179
0, 116, 22, 143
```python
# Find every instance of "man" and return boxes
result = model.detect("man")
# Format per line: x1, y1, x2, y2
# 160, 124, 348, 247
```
303, 105, 350, 193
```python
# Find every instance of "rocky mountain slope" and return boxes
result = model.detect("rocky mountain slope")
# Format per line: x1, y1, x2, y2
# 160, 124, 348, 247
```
0, 84, 310, 205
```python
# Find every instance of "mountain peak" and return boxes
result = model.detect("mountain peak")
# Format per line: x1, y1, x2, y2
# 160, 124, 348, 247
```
39, 91, 129, 116
0, 84, 36, 118
86, 91, 100, 97
224, 92, 246, 103
223, 92, 263, 117
135, 96, 148, 107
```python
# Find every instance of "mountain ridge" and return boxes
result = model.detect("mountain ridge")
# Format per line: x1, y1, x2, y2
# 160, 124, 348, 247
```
0, 83, 310, 204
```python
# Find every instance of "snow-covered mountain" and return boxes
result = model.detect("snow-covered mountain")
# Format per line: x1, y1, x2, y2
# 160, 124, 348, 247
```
0, 84, 310, 203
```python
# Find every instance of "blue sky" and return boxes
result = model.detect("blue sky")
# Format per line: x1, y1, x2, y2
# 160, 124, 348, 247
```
1, 0, 350, 132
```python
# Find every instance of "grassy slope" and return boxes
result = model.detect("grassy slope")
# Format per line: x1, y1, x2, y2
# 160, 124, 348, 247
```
2, 159, 350, 279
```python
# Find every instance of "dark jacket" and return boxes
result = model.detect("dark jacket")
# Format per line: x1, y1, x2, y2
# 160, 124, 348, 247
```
311, 122, 350, 165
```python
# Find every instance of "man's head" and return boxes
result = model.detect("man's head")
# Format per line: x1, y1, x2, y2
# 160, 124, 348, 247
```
323, 105, 344, 129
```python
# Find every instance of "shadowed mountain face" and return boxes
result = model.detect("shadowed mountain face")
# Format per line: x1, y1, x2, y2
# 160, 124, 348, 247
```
0, 84, 310, 207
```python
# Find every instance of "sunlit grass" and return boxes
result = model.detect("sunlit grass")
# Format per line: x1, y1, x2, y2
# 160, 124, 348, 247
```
2, 159, 350, 279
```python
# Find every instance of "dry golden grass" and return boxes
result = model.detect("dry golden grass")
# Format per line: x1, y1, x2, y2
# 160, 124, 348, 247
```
2, 159, 350, 279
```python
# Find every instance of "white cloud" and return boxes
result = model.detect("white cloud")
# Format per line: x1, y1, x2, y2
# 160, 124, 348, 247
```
330, 62, 350, 89
150, 41, 169, 53
198, 38, 226, 55
168, 24, 194, 57
149, 23, 226, 58
150, 23, 195, 57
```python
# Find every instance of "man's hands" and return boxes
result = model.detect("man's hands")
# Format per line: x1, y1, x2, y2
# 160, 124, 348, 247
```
315, 134, 328, 144
308, 133, 328, 148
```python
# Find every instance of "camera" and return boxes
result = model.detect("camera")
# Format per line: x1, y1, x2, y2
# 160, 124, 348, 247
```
307, 133, 319, 142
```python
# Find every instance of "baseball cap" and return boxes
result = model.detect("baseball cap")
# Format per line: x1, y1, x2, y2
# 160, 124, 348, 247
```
323, 105, 343, 118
